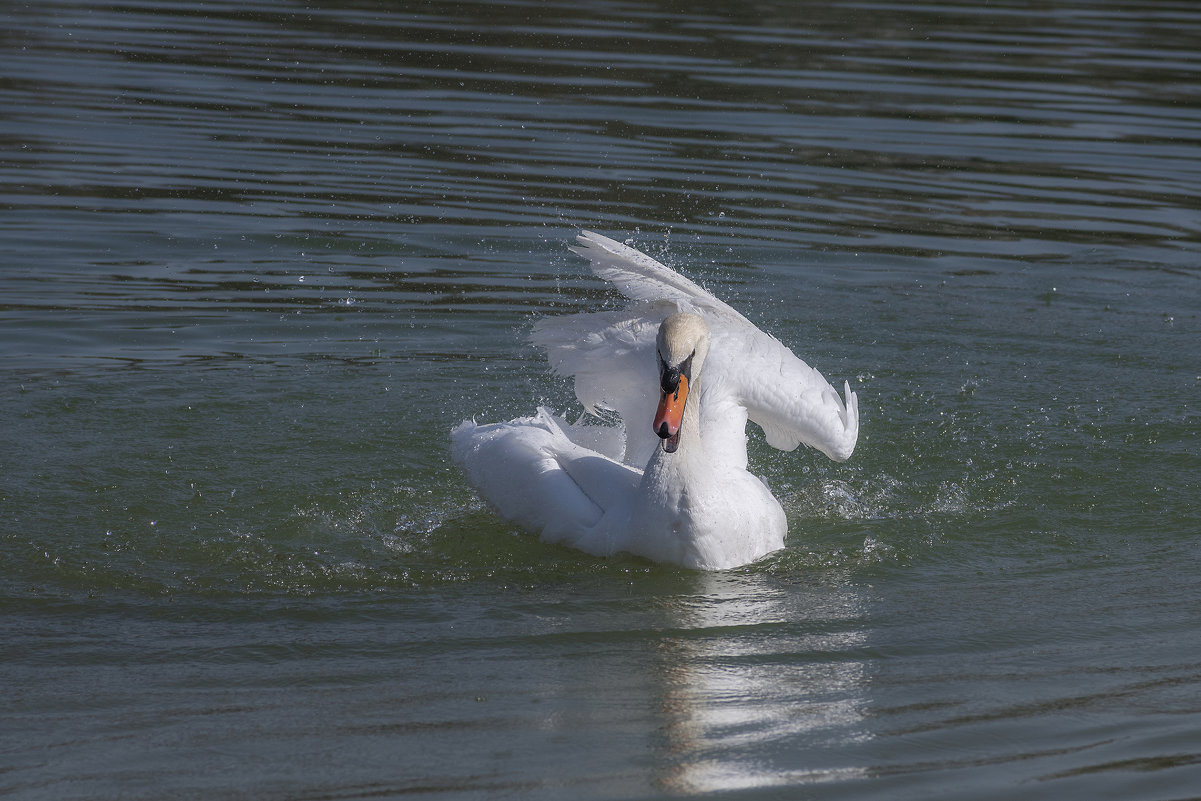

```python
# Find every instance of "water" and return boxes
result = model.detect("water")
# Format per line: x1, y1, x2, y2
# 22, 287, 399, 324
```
2, 0, 1200, 798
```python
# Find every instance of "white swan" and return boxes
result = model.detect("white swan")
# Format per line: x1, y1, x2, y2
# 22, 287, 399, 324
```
451, 231, 859, 570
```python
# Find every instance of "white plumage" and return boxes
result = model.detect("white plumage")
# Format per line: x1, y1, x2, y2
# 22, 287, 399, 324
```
451, 231, 859, 569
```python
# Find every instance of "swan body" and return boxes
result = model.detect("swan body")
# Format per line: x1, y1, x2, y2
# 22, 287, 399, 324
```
451, 231, 859, 570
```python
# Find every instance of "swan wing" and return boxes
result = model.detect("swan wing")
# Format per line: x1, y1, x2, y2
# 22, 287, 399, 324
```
530, 305, 666, 466
531, 305, 661, 420
569, 231, 750, 324
552, 230, 859, 462
709, 324, 860, 462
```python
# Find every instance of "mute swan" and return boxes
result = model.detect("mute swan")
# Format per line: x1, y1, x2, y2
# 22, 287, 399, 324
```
451, 231, 859, 570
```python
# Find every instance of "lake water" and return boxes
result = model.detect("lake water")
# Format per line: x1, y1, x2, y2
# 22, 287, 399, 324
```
2, 0, 1200, 798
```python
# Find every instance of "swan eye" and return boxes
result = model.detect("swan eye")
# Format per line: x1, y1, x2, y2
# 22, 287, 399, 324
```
680, 352, 694, 382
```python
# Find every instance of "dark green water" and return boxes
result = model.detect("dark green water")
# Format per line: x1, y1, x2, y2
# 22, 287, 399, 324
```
3, 0, 1200, 798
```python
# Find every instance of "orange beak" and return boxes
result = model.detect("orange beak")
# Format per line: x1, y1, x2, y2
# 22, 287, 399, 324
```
653, 373, 689, 453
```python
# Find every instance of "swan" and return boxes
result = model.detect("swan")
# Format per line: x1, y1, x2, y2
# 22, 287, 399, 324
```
451, 231, 859, 569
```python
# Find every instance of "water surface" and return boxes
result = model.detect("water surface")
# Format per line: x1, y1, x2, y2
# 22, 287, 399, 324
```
2, 0, 1200, 798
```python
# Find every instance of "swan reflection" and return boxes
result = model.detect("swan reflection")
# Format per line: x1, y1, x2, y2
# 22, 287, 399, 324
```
651, 571, 869, 793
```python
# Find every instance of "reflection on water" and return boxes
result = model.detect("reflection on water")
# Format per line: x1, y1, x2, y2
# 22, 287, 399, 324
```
650, 573, 869, 793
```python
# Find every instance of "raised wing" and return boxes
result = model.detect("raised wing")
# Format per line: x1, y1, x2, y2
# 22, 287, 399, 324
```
568, 231, 746, 322
536, 230, 859, 464
712, 325, 859, 462
531, 303, 665, 467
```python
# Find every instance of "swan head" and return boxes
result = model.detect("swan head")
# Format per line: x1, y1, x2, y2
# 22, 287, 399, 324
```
653, 313, 710, 453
